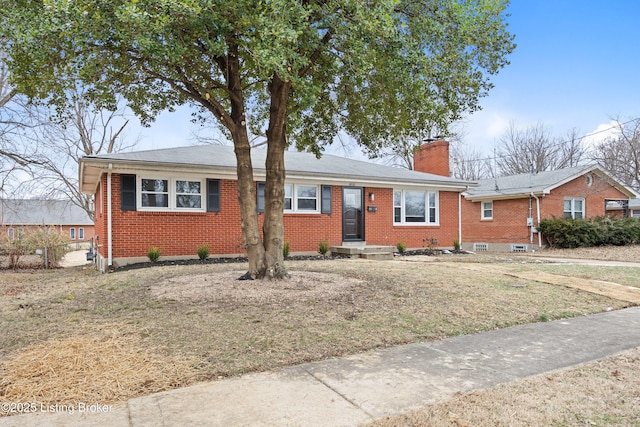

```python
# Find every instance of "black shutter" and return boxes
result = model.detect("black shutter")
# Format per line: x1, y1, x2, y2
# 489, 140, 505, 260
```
120, 174, 136, 211
207, 179, 220, 212
321, 185, 332, 214
257, 182, 265, 213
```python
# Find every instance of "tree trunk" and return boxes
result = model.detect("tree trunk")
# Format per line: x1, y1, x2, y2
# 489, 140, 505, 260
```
227, 41, 266, 279
225, 43, 290, 280
234, 140, 266, 278
262, 75, 291, 279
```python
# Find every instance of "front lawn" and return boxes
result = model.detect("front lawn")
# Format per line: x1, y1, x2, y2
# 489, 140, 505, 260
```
0, 254, 632, 414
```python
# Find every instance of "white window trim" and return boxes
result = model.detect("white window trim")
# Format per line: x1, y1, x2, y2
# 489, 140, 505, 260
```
70, 227, 76, 240
7, 228, 14, 241
79, 228, 84, 240
284, 183, 320, 214
481, 201, 493, 220
137, 176, 206, 212
564, 197, 585, 219
393, 189, 439, 226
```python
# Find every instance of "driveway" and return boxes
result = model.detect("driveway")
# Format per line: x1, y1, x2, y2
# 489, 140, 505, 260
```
59, 249, 93, 268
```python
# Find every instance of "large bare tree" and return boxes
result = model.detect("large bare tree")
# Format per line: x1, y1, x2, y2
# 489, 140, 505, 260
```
450, 141, 492, 180
496, 122, 586, 175
32, 88, 133, 218
1, 45, 132, 215
590, 117, 640, 192
0, 43, 49, 196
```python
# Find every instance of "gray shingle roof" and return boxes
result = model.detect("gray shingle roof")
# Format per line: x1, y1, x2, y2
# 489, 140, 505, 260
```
1, 199, 93, 226
80, 144, 472, 190
464, 165, 638, 200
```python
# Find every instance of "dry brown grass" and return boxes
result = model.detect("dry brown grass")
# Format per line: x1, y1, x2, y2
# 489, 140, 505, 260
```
533, 243, 640, 263
0, 252, 637, 419
0, 327, 196, 413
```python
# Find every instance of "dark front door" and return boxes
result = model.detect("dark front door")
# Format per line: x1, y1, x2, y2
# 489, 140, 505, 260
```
342, 187, 364, 241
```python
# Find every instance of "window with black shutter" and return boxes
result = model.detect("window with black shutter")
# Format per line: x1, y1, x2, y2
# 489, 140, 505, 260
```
120, 174, 136, 211
207, 179, 221, 212
256, 182, 265, 213
321, 185, 332, 214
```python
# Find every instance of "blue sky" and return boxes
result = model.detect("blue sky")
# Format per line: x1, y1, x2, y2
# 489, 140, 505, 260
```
131, 0, 640, 157
463, 0, 640, 152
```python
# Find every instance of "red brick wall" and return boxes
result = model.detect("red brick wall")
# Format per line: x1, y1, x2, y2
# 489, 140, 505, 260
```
363, 188, 459, 249
281, 185, 342, 252
414, 140, 450, 177
461, 172, 631, 245
461, 197, 532, 244
540, 173, 629, 219
108, 178, 246, 258
94, 174, 463, 259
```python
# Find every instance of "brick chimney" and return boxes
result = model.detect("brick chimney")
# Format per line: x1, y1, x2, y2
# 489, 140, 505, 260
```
413, 140, 450, 176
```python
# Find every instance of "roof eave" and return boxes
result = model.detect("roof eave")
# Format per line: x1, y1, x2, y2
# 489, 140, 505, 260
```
80, 157, 474, 192
464, 190, 546, 202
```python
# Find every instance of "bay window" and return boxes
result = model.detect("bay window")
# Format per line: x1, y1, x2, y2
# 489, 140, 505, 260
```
393, 189, 438, 225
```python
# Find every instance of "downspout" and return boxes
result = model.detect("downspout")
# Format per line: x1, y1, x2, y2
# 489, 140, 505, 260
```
107, 164, 113, 267
531, 192, 542, 248
528, 196, 533, 245
458, 190, 464, 247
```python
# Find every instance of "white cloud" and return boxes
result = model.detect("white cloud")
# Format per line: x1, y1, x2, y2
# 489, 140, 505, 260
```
582, 120, 621, 150
461, 110, 512, 153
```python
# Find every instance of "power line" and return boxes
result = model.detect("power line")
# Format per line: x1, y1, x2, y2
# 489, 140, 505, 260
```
455, 116, 640, 165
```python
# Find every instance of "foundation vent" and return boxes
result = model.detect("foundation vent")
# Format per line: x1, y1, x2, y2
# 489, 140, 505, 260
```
511, 244, 528, 253
473, 243, 488, 252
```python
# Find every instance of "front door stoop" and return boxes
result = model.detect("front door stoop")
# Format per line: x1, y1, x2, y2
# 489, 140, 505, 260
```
330, 245, 395, 260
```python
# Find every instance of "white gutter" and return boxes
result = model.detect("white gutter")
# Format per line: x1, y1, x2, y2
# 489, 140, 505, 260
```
458, 190, 463, 246
107, 163, 113, 267
531, 192, 542, 247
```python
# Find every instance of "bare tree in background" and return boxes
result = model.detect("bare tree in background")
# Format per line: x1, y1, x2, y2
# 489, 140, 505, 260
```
378, 134, 422, 169
451, 142, 492, 180
1, 44, 49, 195
29, 87, 134, 218
2, 47, 134, 216
557, 127, 586, 168
590, 117, 640, 192
496, 122, 586, 175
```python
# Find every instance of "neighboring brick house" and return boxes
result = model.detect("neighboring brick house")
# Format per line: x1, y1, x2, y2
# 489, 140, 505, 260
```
79, 142, 471, 271
606, 198, 640, 218
1, 199, 95, 242
461, 165, 639, 252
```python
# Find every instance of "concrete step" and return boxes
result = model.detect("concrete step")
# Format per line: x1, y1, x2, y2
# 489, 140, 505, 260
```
359, 252, 394, 261
361, 245, 395, 254
331, 246, 363, 256
331, 245, 396, 260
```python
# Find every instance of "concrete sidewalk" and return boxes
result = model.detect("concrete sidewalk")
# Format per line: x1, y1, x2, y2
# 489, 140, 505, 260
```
2, 307, 639, 426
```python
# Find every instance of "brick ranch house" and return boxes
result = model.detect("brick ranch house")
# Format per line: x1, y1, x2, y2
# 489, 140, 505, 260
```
1, 199, 95, 243
79, 141, 638, 270
461, 165, 639, 252
79, 141, 470, 271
